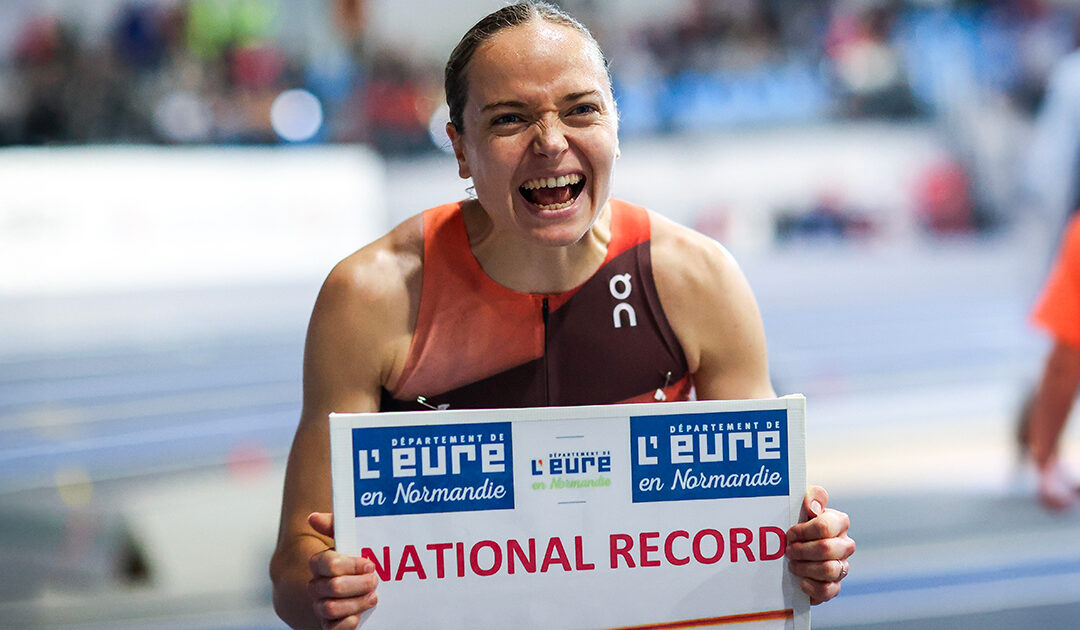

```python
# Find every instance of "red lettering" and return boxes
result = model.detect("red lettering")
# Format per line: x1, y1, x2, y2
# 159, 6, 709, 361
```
395, 544, 427, 581
455, 542, 466, 577
692, 529, 724, 564
360, 546, 391, 582
601, 526, 786, 571
541, 537, 572, 572
730, 527, 755, 562
759, 526, 786, 561
507, 538, 536, 574
426, 542, 452, 578
574, 536, 595, 571
470, 540, 502, 577
664, 530, 690, 566
639, 531, 661, 567
609, 533, 635, 568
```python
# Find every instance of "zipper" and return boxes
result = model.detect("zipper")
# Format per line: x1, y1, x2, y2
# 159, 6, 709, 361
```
541, 297, 550, 404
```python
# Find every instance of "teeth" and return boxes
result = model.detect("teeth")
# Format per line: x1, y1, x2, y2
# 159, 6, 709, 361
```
536, 200, 574, 211
522, 173, 582, 190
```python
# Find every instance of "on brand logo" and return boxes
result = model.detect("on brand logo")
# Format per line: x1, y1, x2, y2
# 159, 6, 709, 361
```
609, 273, 637, 328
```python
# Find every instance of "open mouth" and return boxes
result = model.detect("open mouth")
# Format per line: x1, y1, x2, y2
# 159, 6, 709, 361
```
519, 173, 586, 211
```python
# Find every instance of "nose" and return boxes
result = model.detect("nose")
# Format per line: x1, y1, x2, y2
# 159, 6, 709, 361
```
532, 120, 568, 159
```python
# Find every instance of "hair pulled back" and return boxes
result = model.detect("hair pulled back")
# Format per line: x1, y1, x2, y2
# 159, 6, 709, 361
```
444, 1, 610, 133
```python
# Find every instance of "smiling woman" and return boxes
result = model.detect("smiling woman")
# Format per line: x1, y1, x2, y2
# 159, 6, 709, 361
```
445, 14, 620, 269
269, 3, 854, 629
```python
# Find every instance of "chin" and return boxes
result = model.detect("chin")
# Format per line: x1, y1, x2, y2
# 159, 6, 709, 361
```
517, 204, 600, 248
528, 227, 592, 248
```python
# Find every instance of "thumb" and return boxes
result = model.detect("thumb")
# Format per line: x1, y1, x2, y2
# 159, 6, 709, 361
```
308, 511, 335, 538
802, 485, 829, 521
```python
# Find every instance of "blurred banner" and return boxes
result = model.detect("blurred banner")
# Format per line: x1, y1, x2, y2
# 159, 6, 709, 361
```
0, 145, 386, 295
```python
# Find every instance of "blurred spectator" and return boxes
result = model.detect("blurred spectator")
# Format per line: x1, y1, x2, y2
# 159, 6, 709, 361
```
0, 0, 1078, 164
351, 52, 438, 154
642, 0, 782, 78
826, 2, 919, 119
114, 3, 170, 71
1014, 18, 1080, 511
0, 68, 19, 145
13, 15, 77, 144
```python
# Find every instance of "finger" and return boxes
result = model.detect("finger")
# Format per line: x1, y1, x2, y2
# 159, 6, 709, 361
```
786, 534, 855, 562
788, 558, 849, 582
801, 486, 829, 522
313, 590, 378, 623
309, 548, 376, 578
324, 613, 370, 630
788, 508, 850, 543
324, 616, 362, 630
801, 576, 843, 605
309, 512, 335, 538
308, 572, 380, 599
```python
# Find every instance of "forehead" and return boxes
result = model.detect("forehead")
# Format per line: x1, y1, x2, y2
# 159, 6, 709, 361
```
465, 20, 610, 106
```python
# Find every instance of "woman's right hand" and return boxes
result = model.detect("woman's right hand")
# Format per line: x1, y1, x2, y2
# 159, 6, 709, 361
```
306, 512, 380, 630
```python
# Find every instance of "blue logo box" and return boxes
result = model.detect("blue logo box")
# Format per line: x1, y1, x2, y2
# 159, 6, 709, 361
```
351, 422, 514, 517
630, 410, 788, 503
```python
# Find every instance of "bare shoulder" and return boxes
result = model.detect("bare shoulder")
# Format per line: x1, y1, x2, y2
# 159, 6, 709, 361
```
307, 214, 424, 396
648, 211, 744, 295
647, 210, 774, 399
323, 214, 423, 308
647, 210, 751, 337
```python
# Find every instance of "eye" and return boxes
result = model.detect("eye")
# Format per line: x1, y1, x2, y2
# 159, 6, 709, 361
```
568, 103, 600, 116
492, 113, 524, 126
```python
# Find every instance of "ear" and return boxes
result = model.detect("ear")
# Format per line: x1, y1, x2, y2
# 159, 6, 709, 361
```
446, 122, 471, 180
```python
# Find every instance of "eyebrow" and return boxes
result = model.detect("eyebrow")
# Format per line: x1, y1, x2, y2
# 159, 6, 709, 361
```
480, 100, 527, 113
479, 90, 603, 112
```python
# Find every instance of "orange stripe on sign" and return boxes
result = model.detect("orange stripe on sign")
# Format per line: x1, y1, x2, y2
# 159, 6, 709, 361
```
604, 609, 794, 630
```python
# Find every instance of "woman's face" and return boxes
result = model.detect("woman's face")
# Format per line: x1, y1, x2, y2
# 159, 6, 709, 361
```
448, 20, 619, 248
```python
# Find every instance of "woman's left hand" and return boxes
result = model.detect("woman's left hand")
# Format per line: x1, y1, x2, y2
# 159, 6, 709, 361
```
786, 485, 855, 604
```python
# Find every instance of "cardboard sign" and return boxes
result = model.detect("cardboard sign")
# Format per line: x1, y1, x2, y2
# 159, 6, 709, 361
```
330, 396, 809, 629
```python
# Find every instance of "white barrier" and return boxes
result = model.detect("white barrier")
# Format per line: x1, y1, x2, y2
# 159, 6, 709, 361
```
611, 122, 951, 251
0, 145, 387, 295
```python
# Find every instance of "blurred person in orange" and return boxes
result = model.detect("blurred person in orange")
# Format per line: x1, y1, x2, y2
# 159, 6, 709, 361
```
1026, 213, 1080, 510
269, 3, 854, 628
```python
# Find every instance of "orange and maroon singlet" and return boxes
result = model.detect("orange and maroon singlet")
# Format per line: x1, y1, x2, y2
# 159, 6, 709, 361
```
380, 199, 691, 411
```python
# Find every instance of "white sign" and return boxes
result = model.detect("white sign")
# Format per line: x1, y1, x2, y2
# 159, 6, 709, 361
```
330, 396, 809, 629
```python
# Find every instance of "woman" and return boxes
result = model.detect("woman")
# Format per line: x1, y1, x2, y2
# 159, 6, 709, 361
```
270, 3, 854, 629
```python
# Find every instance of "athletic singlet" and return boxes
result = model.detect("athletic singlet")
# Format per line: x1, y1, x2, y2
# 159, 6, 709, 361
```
1033, 212, 1080, 350
380, 199, 692, 411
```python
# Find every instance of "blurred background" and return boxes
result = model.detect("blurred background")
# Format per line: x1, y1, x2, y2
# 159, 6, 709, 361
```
2, 0, 1080, 628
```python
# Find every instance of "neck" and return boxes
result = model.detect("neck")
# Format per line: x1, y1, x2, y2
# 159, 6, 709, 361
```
462, 201, 612, 294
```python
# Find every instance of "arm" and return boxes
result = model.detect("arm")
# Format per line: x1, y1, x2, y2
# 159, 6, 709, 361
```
650, 215, 853, 604
1029, 340, 1080, 468
649, 216, 774, 400
1028, 215, 1080, 507
1027, 340, 1080, 509
270, 227, 421, 629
